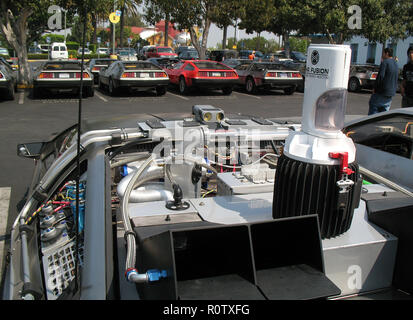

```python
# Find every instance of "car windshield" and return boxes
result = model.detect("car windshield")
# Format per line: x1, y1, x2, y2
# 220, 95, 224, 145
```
292, 51, 306, 60
123, 62, 160, 70
43, 62, 81, 70
119, 51, 130, 56
185, 51, 198, 57
94, 60, 115, 66
158, 47, 173, 53
254, 63, 288, 70
193, 62, 231, 70
344, 114, 413, 160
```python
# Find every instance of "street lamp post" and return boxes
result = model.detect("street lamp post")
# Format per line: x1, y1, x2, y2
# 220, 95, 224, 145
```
113, 0, 116, 54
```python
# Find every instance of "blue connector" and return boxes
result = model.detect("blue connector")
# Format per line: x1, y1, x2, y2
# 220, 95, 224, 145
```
121, 165, 129, 177
146, 269, 168, 282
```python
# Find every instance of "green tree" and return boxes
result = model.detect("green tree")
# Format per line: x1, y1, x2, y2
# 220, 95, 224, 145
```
289, 37, 310, 53
90, 0, 112, 44
267, 0, 306, 58
238, 0, 276, 51
123, 12, 146, 27
210, 0, 246, 49
356, 0, 411, 48
0, 0, 53, 85
299, 0, 411, 47
143, 0, 176, 47
118, 0, 141, 48
146, 0, 222, 59
70, 15, 94, 44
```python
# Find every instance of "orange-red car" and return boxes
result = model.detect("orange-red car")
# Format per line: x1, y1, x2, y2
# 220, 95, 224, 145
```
165, 60, 239, 95
145, 46, 178, 59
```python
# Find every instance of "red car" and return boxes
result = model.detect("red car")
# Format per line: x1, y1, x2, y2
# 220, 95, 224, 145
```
165, 60, 239, 95
145, 46, 178, 59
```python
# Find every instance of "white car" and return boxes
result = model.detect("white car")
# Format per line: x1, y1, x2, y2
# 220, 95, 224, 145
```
97, 48, 109, 55
77, 48, 92, 55
117, 50, 137, 61
0, 47, 10, 56
50, 42, 68, 60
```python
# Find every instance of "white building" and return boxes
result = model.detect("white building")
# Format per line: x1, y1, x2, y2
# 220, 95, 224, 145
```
345, 36, 413, 69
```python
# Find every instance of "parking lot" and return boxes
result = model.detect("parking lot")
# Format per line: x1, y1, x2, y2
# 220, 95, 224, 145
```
0, 83, 403, 280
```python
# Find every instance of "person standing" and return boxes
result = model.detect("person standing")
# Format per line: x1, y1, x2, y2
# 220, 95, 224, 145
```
401, 46, 413, 108
368, 48, 399, 115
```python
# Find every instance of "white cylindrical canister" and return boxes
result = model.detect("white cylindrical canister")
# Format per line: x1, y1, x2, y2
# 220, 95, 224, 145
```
301, 44, 352, 138
283, 44, 356, 165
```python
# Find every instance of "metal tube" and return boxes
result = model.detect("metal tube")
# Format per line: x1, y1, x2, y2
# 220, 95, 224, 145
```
116, 166, 163, 196
359, 166, 413, 198
19, 218, 31, 284
121, 154, 155, 270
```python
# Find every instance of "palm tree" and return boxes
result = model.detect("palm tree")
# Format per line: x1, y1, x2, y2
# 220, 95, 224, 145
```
119, 0, 141, 47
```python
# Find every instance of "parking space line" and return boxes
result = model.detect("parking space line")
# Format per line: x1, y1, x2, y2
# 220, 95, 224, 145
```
233, 92, 261, 100
95, 92, 108, 102
0, 187, 11, 281
18, 91, 25, 104
166, 92, 190, 101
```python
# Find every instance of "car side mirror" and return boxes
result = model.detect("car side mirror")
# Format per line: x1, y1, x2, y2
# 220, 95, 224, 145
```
17, 142, 45, 159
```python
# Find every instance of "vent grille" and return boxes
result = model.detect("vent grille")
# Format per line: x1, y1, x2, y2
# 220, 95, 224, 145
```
273, 154, 360, 239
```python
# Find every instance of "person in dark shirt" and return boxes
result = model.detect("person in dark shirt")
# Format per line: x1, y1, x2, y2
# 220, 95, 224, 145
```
368, 48, 399, 115
401, 46, 413, 108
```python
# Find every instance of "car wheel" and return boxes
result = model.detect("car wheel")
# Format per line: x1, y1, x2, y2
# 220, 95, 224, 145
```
6, 83, 15, 100
32, 86, 41, 99
83, 86, 94, 98
348, 77, 361, 92
179, 77, 188, 95
108, 78, 117, 96
156, 86, 167, 96
98, 78, 104, 90
222, 87, 233, 95
245, 77, 256, 94
284, 87, 295, 95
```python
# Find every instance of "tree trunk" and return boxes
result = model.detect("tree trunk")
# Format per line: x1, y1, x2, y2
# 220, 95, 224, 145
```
256, 32, 260, 51
222, 25, 227, 49
326, 28, 335, 44
164, 16, 169, 47
189, 27, 202, 58
0, 8, 32, 85
92, 14, 97, 44
120, 4, 125, 47
284, 32, 290, 58
189, 18, 211, 60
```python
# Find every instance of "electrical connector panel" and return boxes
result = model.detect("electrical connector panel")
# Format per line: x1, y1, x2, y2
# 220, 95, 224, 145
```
217, 164, 275, 196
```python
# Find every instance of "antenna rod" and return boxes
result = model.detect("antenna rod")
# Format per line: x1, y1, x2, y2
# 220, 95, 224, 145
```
74, 4, 87, 295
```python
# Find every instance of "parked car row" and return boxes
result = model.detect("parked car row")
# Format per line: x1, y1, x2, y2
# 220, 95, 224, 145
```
0, 56, 17, 100
5, 54, 389, 103
26, 57, 306, 99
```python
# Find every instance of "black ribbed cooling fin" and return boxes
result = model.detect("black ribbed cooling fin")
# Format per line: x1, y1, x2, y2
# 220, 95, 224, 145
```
273, 154, 360, 239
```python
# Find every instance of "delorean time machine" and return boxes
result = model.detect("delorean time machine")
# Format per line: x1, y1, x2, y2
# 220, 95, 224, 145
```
3, 45, 413, 300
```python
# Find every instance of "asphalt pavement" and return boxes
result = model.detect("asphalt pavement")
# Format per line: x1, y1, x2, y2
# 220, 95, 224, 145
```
0, 83, 403, 285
